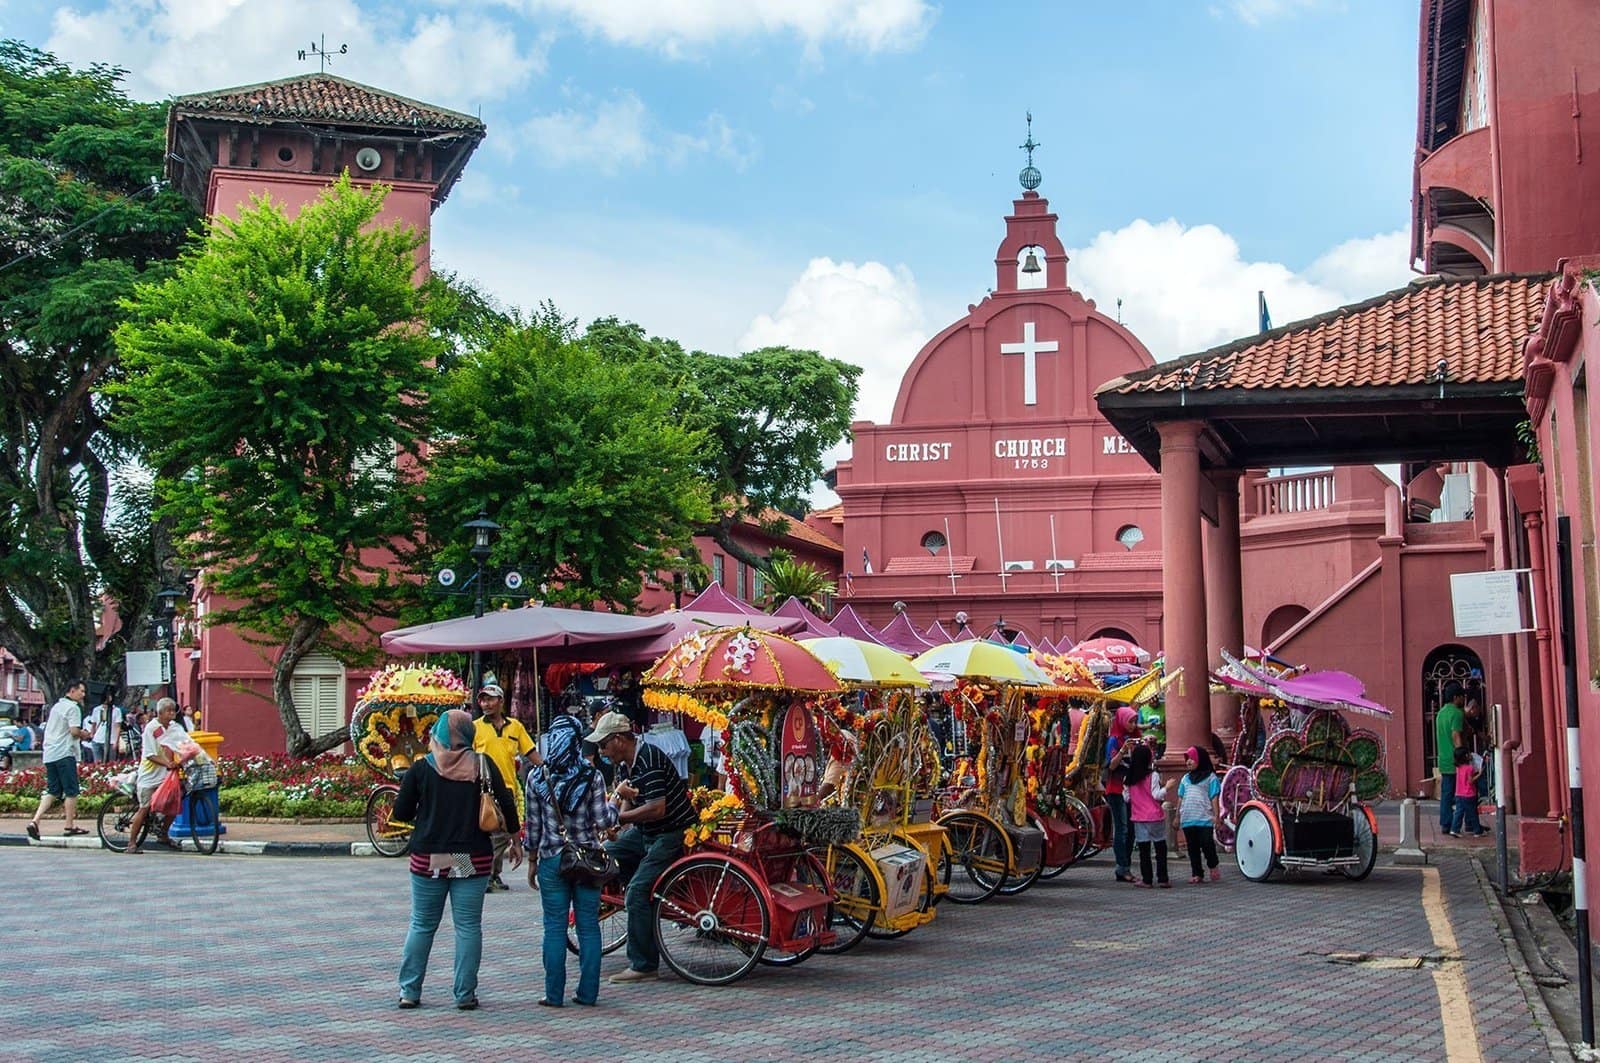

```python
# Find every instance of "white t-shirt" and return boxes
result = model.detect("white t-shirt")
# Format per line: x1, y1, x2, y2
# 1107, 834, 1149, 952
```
86, 704, 124, 745
135, 719, 179, 791
41, 698, 83, 764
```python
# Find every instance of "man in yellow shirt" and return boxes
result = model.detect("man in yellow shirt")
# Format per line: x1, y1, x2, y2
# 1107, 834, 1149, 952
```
472, 681, 537, 892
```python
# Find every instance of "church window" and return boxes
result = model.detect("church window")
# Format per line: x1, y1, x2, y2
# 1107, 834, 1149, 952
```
920, 530, 948, 556
1115, 524, 1144, 551
277, 145, 295, 164
712, 554, 725, 586
1016, 246, 1046, 290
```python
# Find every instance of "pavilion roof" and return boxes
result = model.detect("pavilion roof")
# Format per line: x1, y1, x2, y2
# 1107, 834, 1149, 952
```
877, 612, 935, 655
770, 596, 839, 638
830, 605, 886, 645
170, 73, 485, 133
682, 581, 762, 617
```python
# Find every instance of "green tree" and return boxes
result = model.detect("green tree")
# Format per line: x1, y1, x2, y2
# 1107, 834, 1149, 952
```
113, 175, 440, 755
424, 307, 712, 610
0, 41, 197, 702
760, 553, 837, 611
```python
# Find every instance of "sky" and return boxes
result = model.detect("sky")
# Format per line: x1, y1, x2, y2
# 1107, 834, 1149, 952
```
9, 0, 1422, 488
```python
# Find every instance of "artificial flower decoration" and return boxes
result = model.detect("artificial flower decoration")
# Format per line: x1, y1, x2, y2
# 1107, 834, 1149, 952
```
1252, 708, 1386, 803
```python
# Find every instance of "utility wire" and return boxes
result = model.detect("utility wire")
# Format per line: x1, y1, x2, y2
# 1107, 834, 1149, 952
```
0, 179, 163, 276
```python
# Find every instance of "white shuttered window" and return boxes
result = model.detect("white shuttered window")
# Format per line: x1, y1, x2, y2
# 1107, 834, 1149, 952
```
289, 653, 347, 745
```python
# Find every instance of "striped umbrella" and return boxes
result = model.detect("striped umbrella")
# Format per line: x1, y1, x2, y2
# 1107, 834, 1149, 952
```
801, 637, 929, 688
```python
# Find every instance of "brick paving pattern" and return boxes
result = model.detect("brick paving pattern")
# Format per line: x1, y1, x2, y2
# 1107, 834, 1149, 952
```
0, 848, 1552, 1061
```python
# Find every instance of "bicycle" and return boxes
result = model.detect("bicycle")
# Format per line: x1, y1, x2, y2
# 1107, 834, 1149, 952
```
365, 781, 412, 857
98, 785, 222, 855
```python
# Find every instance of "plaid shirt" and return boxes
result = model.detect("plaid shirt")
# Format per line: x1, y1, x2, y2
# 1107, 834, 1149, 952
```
524, 768, 618, 861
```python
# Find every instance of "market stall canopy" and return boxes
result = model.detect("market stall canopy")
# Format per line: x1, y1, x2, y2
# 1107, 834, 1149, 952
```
645, 626, 842, 693
682, 581, 763, 616
801, 636, 929, 688
877, 611, 935, 655
596, 609, 803, 666
924, 620, 954, 644
381, 605, 674, 653
830, 604, 887, 645
911, 640, 1053, 686
771, 596, 839, 638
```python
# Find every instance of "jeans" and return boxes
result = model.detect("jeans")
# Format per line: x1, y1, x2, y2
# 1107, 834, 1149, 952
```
1106, 792, 1132, 877
398, 873, 488, 1004
607, 827, 683, 973
539, 854, 602, 1004
1451, 796, 1483, 835
1438, 786, 1456, 833
1183, 825, 1219, 877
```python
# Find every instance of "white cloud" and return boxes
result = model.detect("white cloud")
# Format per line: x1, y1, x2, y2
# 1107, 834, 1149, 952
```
521, 0, 933, 57
1066, 219, 1413, 360
520, 93, 757, 173
46, 1, 543, 108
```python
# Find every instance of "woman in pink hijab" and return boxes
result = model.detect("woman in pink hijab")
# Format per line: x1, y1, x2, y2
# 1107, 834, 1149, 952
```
1104, 706, 1142, 883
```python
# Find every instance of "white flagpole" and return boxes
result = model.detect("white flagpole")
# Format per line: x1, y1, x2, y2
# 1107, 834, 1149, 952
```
994, 497, 1008, 593
944, 516, 960, 595
1049, 513, 1061, 593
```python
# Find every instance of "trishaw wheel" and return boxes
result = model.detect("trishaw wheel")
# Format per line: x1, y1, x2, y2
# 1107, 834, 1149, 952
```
97, 792, 141, 853
364, 785, 409, 858
812, 844, 879, 954
1340, 805, 1378, 881
1059, 793, 1099, 863
938, 812, 1007, 904
994, 818, 1047, 895
654, 858, 768, 986
931, 845, 953, 906
1235, 805, 1278, 882
568, 894, 628, 957
760, 850, 827, 966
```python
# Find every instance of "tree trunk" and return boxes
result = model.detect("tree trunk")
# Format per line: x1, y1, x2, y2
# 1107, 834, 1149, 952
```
704, 516, 768, 572
272, 616, 328, 758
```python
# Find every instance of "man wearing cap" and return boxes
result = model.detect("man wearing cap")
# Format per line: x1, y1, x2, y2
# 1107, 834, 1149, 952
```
472, 680, 538, 893
587, 711, 696, 983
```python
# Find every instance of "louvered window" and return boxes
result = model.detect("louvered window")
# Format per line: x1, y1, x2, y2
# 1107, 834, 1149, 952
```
289, 653, 346, 745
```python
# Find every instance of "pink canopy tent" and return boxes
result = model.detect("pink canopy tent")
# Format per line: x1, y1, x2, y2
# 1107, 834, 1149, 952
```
1008, 631, 1033, 650
924, 620, 954, 644
682, 580, 763, 616
877, 611, 935, 655
830, 604, 887, 645
381, 605, 674, 654
598, 610, 803, 666
771, 596, 839, 638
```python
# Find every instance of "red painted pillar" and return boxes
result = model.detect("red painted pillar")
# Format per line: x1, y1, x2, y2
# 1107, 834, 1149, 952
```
1159, 420, 1208, 765
1205, 470, 1244, 743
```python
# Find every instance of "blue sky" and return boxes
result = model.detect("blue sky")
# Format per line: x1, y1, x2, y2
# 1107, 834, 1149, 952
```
14, 0, 1421, 432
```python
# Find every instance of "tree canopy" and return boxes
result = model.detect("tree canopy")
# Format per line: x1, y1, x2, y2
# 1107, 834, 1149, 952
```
0, 41, 197, 701
114, 175, 441, 755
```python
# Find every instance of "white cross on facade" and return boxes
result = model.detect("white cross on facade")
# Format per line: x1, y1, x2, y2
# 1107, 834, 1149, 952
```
999, 321, 1058, 406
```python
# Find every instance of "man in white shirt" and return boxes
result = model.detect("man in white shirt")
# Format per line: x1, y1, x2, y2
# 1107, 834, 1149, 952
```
84, 690, 124, 764
125, 698, 182, 854
26, 679, 91, 839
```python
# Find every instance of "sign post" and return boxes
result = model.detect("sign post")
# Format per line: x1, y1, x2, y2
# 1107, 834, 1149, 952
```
1448, 569, 1535, 638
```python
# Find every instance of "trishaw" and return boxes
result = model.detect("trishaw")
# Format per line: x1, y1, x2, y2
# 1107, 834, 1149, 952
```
1213, 652, 1387, 882
621, 626, 849, 985
349, 664, 458, 857
802, 635, 946, 946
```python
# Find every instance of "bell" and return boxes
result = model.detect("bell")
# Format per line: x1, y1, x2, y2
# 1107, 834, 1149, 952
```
1021, 250, 1042, 275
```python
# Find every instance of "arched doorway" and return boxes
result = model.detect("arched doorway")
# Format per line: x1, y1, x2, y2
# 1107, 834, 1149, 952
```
1087, 626, 1137, 644
1260, 604, 1309, 650
1421, 645, 1486, 777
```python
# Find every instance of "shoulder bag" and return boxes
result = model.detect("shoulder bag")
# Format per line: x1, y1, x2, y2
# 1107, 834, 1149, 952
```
542, 767, 617, 887
477, 753, 506, 834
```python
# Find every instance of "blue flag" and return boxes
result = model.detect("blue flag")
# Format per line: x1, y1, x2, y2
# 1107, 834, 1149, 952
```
1258, 291, 1272, 333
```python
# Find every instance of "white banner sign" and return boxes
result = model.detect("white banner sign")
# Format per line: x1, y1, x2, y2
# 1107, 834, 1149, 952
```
125, 649, 170, 687
1450, 569, 1535, 637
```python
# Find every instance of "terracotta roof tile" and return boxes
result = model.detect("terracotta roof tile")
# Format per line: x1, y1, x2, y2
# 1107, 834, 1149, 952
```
1097, 274, 1551, 396
171, 74, 484, 133
883, 555, 977, 575
747, 508, 843, 553
1076, 551, 1162, 570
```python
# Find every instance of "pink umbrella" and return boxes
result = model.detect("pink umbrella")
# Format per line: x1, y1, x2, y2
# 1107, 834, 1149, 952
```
1065, 636, 1152, 676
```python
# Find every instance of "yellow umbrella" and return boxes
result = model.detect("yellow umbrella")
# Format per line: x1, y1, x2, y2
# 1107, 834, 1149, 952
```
910, 640, 1053, 686
801, 636, 930, 688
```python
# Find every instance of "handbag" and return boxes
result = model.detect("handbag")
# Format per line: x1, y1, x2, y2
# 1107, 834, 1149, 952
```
477, 754, 506, 834
542, 767, 618, 887
150, 770, 183, 819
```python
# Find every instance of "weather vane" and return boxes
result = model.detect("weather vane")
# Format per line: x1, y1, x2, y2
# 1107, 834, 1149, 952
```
297, 34, 349, 73
1018, 111, 1042, 191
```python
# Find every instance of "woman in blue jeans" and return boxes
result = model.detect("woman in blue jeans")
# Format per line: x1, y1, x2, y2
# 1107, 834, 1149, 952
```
393, 709, 522, 1010
526, 716, 618, 1007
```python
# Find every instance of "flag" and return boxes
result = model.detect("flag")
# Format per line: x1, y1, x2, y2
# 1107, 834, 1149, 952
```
843, 571, 855, 596
862, 547, 873, 575
1257, 290, 1272, 333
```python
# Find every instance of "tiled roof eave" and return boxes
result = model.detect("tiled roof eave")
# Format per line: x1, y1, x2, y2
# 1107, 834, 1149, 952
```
1099, 379, 1526, 409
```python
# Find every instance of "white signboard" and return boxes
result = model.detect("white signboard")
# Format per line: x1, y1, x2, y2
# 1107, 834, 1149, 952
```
125, 649, 170, 687
1450, 569, 1535, 637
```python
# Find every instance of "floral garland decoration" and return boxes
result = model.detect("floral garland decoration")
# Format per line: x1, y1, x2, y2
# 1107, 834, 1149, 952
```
683, 787, 744, 847
730, 720, 777, 810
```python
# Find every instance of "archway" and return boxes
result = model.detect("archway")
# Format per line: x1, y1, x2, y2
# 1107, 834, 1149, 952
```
1087, 626, 1137, 644
1421, 645, 1486, 777
1260, 604, 1310, 650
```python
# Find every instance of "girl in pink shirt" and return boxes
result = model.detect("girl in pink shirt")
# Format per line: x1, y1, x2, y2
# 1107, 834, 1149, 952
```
1124, 743, 1171, 887
1449, 747, 1485, 837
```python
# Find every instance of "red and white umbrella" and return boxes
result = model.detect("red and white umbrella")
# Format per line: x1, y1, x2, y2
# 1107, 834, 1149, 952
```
1064, 636, 1152, 675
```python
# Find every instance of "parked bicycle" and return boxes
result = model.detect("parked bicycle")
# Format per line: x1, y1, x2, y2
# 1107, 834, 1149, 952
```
365, 779, 411, 857
98, 785, 222, 855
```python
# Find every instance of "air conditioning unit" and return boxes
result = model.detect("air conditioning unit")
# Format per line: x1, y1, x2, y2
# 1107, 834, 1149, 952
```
354, 147, 382, 172
1045, 559, 1075, 571
1003, 560, 1035, 572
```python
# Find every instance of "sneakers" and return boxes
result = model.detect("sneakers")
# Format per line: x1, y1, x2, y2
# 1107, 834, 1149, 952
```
486, 876, 509, 893
397, 998, 419, 1010
456, 996, 479, 1011
608, 967, 658, 984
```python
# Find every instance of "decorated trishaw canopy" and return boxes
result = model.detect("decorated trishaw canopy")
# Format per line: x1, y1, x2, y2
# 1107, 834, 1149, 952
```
644, 626, 843, 693
801, 636, 929, 688
911, 640, 1053, 686
1214, 650, 1391, 717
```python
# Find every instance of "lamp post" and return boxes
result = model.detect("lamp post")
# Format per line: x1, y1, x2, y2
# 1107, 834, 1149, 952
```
153, 587, 184, 703
462, 510, 501, 694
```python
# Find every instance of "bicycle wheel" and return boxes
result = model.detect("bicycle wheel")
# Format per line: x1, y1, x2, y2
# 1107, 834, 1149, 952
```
97, 793, 141, 853
186, 789, 222, 854
812, 844, 878, 955
654, 857, 768, 986
991, 819, 1045, 896
938, 812, 1008, 904
567, 893, 629, 956
759, 849, 828, 966
365, 785, 410, 858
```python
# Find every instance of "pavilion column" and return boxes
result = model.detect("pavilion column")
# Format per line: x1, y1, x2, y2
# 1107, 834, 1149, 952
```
1205, 470, 1245, 746
1159, 420, 1208, 767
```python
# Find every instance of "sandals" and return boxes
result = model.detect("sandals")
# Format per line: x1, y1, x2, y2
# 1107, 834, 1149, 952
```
24, 822, 39, 841
1188, 876, 1203, 884
537, 999, 563, 1008
62, 827, 89, 836
126, 846, 144, 855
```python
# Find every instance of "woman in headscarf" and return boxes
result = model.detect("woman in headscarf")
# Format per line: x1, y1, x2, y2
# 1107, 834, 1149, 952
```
1104, 706, 1142, 884
393, 708, 521, 1011
526, 713, 618, 1007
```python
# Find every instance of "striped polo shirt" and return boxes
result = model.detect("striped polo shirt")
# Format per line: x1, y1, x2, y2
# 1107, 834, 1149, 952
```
629, 740, 696, 839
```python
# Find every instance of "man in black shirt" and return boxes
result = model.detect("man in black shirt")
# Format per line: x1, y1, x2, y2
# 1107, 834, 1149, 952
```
587, 711, 696, 983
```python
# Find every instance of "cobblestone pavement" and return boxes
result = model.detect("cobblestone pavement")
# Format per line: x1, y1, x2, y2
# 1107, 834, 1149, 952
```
0, 848, 1556, 1062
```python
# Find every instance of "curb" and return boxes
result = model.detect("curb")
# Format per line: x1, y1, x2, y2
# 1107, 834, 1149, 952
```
1469, 853, 1575, 1061
0, 833, 378, 857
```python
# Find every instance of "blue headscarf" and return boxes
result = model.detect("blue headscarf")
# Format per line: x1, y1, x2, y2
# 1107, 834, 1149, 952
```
533, 714, 592, 815
427, 708, 477, 782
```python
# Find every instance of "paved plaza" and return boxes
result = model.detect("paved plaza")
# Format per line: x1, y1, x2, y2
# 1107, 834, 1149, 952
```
0, 846, 1561, 1062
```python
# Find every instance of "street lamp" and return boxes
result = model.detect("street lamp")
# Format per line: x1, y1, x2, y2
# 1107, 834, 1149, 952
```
461, 510, 501, 693
153, 587, 184, 703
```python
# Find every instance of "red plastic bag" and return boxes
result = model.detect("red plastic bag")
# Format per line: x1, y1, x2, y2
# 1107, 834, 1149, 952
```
151, 771, 183, 819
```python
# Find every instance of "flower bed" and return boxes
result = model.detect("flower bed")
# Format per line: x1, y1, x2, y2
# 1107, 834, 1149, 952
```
0, 752, 373, 819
